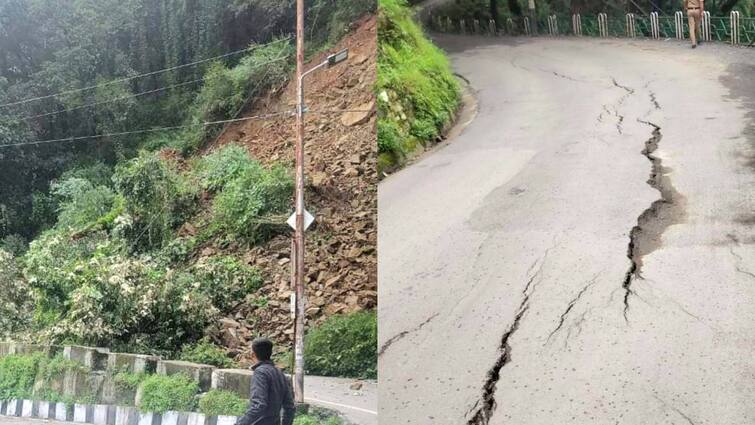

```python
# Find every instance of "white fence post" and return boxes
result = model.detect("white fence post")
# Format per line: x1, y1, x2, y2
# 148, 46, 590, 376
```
572, 14, 582, 36
489, 19, 497, 36
598, 13, 608, 37
650, 11, 660, 39
506, 17, 514, 35
731, 11, 740, 45
548, 15, 558, 35
675, 11, 684, 39
524, 16, 531, 36
702, 11, 711, 41
626, 13, 636, 37
473, 19, 480, 34
460, 19, 466, 34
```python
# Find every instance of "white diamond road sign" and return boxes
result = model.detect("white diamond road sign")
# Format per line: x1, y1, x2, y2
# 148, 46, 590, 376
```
287, 210, 315, 231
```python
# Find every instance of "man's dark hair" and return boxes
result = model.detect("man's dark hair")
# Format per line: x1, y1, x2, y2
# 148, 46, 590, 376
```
252, 337, 273, 361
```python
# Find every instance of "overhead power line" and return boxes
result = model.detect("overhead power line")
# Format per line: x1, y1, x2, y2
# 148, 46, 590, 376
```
0, 37, 292, 109
21, 78, 206, 121
0, 111, 294, 149
19, 53, 291, 121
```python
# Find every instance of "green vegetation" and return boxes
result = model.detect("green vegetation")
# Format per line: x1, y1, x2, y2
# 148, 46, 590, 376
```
304, 311, 377, 379
179, 338, 237, 368
6, 145, 286, 356
294, 408, 344, 425
198, 390, 248, 417
377, 0, 461, 172
0, 0, 376, 371
113, 371, 148, 392
0, 353, 90, 402
138, 374, 199, 414
0, 354, 38, 400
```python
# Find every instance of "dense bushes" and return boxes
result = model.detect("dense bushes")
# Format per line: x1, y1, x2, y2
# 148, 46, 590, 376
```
198, 390, 248, 417
196, 144, 294, 243
305, 311, 377, 379
377, 0, 460, 171
0, 250, 30, 338
0, 354, 88, 402
179, 338, 237, 369
113, 152, 198, 251
213, 163, 292, 242
138, 374, 199, 413
0, 354, 38, 400
12, 144, 283, 355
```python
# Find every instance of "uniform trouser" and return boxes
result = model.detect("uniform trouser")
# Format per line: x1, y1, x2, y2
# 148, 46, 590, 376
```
687, 9, 702, 45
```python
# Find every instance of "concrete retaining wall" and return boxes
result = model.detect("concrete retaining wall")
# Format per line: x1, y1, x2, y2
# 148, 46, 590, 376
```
0, 399, 238, 425
0, 341, 256, 407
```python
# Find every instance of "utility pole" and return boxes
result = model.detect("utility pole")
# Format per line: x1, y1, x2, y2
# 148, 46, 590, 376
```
293, 0, 306, 405
291, 0, 348, 405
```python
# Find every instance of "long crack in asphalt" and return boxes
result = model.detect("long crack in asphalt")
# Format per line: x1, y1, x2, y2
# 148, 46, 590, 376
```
465, 256, 547, 425
545, 272, 601, 344
622, 112, 686, 322
378, 313, 440, 357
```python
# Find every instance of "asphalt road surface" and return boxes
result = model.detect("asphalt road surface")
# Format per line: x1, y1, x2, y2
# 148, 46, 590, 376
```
0, 419, 74, 425
379, 35, 755, 424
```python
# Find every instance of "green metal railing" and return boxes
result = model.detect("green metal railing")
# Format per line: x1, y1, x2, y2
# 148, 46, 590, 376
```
430, 12, 755, 47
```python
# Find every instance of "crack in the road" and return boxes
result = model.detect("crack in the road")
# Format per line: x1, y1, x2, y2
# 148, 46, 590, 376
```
598, 78, 635, 134
652, 395, 697, 425
378, 313, 439, 357
612, 77, 635, 95
465, 255, 547, 425
545, 272, 601, 344
729, 246, 755, 280
622, 119, 686, 322
649, 91, 661, 110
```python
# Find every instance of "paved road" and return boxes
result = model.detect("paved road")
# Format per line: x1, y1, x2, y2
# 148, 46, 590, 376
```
379, 35, 755, 424
305, 376, 377, 425
0, 419, 74, 425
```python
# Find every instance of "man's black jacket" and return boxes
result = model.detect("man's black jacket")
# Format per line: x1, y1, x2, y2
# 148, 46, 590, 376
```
235, 360, 296, 425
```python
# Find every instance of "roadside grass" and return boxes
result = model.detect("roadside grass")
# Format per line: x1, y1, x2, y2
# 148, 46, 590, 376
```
377, 0, 460, 173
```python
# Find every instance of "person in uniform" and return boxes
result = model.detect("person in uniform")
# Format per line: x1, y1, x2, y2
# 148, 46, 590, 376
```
684, 0, 704, 48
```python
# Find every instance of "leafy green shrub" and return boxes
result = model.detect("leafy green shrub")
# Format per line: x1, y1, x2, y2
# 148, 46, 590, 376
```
377, 0, 460, 171
213, 163, 292, 243
1, 234, 27, 256
138, 374, 199, 414
113, 371, 148, 391
304, 311, 377, 379
194, 256, 263, 311
0, 249, 30, 337
51, 177, 117, 230
59, 162, 113, 188
179, 338, 236, 368
198, 390, 248, 417
294, 414, 343, 425
0, 354, 41, 400
179, 40, 294, 153
113, 152, 198, 251
195, 145, 261, 192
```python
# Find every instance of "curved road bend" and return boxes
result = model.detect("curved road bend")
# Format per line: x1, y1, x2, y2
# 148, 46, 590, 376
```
379, 35, 755, 424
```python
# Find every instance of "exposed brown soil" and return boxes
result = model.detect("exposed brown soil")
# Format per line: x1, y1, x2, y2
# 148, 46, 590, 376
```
201, 15, 377, 364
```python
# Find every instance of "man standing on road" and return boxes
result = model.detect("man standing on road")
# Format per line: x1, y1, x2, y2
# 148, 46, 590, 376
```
235, 338, 296, 425
684, 0, 704, 48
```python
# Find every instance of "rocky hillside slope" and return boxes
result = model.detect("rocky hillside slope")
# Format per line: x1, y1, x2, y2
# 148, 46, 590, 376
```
203, 16, 377, 363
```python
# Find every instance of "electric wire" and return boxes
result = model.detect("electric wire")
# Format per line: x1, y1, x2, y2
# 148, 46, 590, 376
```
0, 111, 295, 149
0, 37, 292, 109
18, 53, 291, 121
